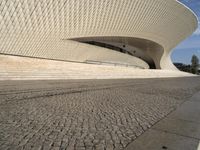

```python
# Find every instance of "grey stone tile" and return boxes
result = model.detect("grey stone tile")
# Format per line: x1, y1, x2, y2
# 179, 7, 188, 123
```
153, 118, 200, 139
125, 129, 199, 150
169, 101, 200, 123
190, 92, 200, 102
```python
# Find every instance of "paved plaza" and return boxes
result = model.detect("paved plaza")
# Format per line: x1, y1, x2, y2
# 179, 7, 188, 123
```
0, 77, 200, 150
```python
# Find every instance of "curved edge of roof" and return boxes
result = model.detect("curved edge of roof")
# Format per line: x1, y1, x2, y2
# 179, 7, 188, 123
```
175, 0, 198, 29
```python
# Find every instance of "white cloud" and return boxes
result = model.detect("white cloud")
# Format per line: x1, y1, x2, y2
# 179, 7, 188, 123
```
194, 21, 200, 35
194, 28, 200, 35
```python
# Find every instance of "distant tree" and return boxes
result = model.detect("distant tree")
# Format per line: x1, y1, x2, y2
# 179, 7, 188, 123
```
191, 55, 199, 74
174, 63, 191, 73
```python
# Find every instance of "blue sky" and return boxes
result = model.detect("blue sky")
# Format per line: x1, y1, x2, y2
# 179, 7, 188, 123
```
171, 0, 200, 64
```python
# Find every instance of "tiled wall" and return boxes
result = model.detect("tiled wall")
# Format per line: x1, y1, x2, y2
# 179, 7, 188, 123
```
0, 0, 197, 69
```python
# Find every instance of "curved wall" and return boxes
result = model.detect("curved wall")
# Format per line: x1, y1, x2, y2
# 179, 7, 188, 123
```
0, 0, 198, 69
73, 36, 164, 69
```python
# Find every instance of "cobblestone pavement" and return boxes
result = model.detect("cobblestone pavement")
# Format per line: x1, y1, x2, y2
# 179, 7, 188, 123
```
0, 77, 200, 150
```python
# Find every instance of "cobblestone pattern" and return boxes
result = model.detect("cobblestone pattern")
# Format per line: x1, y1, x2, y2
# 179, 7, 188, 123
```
0, 78, 200, 150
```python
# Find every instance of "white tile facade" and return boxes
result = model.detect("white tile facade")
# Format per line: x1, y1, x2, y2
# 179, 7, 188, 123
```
0, 0, 197, 69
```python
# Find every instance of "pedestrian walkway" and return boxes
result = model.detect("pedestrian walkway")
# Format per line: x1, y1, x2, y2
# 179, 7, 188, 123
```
125, 91, 200, 150
0, 78, 200, 149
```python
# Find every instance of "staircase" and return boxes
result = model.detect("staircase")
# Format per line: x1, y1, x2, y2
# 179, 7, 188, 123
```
0, 55, 195, 80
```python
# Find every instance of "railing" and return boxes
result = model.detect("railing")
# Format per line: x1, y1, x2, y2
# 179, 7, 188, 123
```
85, 60, 145, 69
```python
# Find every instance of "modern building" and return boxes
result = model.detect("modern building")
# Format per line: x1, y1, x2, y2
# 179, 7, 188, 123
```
0, 0, 198, 70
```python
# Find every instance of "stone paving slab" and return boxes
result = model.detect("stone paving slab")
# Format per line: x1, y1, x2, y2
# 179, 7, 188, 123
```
169, 101, 200, 124
125, 91, 200, 150
153, 118, 200, 139
190, 92, 200, 102
125, 129, 199, 150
